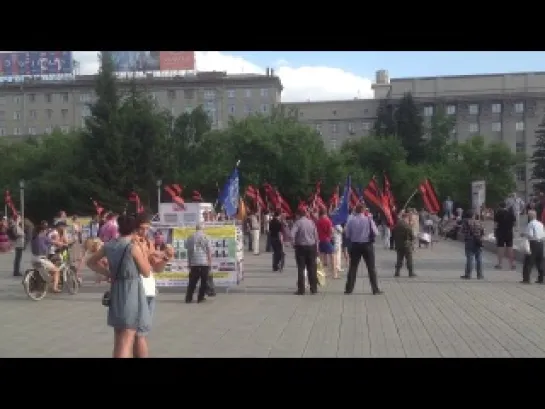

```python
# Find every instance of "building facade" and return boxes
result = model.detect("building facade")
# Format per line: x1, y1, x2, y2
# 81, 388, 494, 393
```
0, 69, 282, 138
285, 70, 545, 199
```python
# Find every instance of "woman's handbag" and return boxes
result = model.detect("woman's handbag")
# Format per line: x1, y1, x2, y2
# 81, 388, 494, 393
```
102, 244, 130, 307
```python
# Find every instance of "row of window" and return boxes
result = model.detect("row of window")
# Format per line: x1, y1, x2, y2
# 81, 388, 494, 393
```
469, 121, 526, 133
0, 107, 91, 121
424, 102, 526, 117
0, 126, 70, 136
316, 121, 372, 134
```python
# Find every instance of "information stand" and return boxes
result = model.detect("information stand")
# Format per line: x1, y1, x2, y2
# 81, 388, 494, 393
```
151, 221, 244, 292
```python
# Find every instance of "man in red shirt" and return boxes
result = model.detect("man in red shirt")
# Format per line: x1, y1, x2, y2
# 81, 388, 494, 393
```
316, 209, 335, 275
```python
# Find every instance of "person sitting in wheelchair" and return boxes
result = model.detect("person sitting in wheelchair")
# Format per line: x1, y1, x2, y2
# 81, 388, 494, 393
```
30, 221, 66, 293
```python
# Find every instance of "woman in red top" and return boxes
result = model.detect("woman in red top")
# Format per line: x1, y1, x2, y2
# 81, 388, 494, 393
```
316, 209, 338, 278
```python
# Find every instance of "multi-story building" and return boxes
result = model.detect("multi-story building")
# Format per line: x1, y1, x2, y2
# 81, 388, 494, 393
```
0, 68, 282, 138
285, 70, 545, 199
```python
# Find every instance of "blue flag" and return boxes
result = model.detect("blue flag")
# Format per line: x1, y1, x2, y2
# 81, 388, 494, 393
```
218, 168, 240, 217
331, 175, 351, 226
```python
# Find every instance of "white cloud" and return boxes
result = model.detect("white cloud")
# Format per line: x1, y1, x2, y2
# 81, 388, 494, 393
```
74, 51, 373, 103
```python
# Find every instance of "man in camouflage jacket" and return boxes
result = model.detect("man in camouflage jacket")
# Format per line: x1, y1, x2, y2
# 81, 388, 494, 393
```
392, 212, 416, 277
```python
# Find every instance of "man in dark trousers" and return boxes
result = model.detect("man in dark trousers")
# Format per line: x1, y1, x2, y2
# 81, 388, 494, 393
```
392, 211, 416, 277
269, 211, 283, 271
344, 204, 382, 295
184, 223, 212, 303
522, 209, 545, 284
290, 208, 319, 295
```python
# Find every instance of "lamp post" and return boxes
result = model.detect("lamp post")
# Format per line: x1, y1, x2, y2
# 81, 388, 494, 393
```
156, 179, 162, 216
19, 180, 25, 224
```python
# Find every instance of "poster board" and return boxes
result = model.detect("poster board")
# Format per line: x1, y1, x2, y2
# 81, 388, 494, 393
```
152, 223, 244, 288
471, 180, 486, 212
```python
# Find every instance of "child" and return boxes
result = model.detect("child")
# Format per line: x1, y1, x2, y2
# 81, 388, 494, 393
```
78, 238, 107, 284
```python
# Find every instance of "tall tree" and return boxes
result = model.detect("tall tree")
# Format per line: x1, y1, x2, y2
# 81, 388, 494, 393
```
395, 92, 425, 165
424, 105, 455, 165
373, 99, 396, 137
531, 116, 545, 192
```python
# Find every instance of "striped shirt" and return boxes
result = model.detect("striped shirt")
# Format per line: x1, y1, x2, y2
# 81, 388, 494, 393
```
291, 216, 318, 246
345, 213, 379, 243
185, 231, 211, 266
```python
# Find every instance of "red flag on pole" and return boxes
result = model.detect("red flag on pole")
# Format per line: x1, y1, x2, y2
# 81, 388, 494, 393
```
418, 178, 440, 214
164, 185, 185, 208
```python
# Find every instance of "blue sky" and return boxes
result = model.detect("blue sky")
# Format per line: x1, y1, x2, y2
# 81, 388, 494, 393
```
226, 51, 545, 78
76, 51, 545, 102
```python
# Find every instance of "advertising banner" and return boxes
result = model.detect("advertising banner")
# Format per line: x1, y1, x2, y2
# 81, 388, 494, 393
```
0, 52, 73, 76
103, 51, 195, 72
471, 180, 486, 212
154, 224, 244, 288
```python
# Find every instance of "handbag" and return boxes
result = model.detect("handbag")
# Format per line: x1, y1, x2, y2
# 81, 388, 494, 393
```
102, 243, 130, 307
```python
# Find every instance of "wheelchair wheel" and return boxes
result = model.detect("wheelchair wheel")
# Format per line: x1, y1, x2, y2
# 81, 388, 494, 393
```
22, 269, 48, 301
66, 266, 80, 295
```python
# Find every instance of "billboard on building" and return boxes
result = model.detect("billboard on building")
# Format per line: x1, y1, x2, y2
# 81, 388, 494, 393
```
0, 51, 73, 77
103, 51, 195, 72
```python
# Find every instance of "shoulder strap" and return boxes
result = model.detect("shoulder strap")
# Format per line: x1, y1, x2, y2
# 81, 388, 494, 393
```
113, 243, 131, 281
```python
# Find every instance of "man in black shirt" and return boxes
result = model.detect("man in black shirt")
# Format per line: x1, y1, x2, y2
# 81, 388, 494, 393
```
494, 201, 516, 270
269, 211, 283, 271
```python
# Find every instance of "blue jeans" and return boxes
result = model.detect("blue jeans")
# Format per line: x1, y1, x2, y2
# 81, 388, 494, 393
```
464, 241, 483, 278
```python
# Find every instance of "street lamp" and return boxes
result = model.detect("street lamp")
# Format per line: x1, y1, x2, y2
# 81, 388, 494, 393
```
19, 180, 25, 223
156, 179, 162, 215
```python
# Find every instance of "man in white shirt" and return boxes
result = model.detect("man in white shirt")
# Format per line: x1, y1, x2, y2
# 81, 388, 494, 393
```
522, 210, 545, 284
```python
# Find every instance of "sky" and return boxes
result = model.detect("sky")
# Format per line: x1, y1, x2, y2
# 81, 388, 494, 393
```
74, 51, 545, 103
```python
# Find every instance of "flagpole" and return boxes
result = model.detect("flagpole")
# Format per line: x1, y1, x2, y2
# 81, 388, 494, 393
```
402, 188, 419, 211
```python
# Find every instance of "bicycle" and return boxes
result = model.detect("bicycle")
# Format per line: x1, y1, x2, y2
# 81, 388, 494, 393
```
22, 243, 80, 301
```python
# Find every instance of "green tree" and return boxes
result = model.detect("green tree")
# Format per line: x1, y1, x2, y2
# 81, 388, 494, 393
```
373, 99, 396, 137
424, 105, 455, 165
395, 92, 425, 165
531, 115, 545, 192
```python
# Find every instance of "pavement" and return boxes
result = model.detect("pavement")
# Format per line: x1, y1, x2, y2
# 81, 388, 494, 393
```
1, 236, 545, 358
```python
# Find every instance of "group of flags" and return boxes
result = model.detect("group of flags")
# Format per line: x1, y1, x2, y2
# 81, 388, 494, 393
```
3, 191, 18, 218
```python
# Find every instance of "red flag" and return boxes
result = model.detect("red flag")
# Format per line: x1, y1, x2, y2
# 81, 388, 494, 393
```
245, 185, 265, 210
164, 185, 185, 208
91, 198, 104, 216
329, 185, 340, 211
192, 190, 203, 202
263, 183, 280, 209
4, 191, 18, 218
349, 187, 360, 209
363, 176, 394, 227
419, 179, 440, 214
171, 184, 182, 195
383, 173, 396, 211
128, 192, 144, 214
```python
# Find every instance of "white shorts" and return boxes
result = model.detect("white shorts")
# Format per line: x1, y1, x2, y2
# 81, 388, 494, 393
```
31, 255, 56, 271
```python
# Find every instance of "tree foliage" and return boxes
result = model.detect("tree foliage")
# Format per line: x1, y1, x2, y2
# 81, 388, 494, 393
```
0, 71, 523, 222
531, 116, 545, 192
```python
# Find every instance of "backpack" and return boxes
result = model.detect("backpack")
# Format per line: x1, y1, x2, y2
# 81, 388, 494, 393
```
7, 225, 18, 241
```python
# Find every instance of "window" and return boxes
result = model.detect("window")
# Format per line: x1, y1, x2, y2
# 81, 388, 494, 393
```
29, 110, 37, 119
28, 127, 36, 135
491, 103, 502, 114
228, 104, 236, 115
331, 123, 338, 133
447, 105, 456, 115
260, 88, 269, 97
45, 93, 52, 103
46, 109, 53, 119
13, 127, 21, 135
516, 142, 525, 153
61, 126, 70, 133
261, 104, 269, 113
331, 139, 338, 150
362, 121, 371, 131
492, 122, 501, 132
13, 95, 21, 104
0, 96, 5, 105
227, 89, 236, 99
469, 123, 479, 133
469, 104, 479, 115
516, 167, 526, 182
80, 93, 91, 103
0, 128, 4, 136
423, 106, 433, 117
184, 106, 193, 113
316, 124, 322, 133
0, 111, 4, 120
13, 111, 21, 120
245, 89, 252, 98
515, 102, 524, 113
184, 89, 194, 100
204, 90, 216, 100
27, 93, 36, 103
81, 106, 91, 118
167, 90, 176, 100
205, 100, 216, 110
244, 105, 251, 114
61, 109, 68, 119
516, 121, 525, 131
348, 122, 354, 134
61, 92, 69, 103
170, 107, 176, 116
45, 126, 52, 134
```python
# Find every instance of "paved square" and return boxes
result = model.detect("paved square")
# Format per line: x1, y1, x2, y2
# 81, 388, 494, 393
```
0, 237, 544, 357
